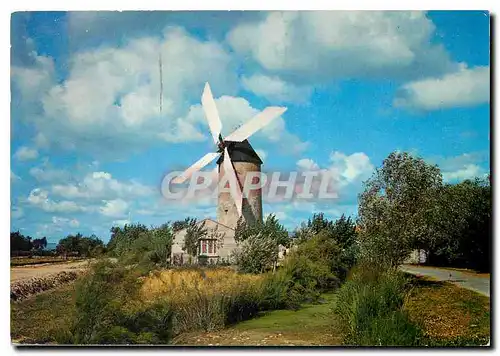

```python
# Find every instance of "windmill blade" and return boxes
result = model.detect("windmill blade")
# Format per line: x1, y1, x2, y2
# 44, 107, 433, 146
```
201, 82, 223, 145
172, 152, 220, 184
223, 147, 243, 217
224, 106, 287, 142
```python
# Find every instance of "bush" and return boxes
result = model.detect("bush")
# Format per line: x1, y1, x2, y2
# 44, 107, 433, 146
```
334, 266, 423, 346
63, 260, 173, 345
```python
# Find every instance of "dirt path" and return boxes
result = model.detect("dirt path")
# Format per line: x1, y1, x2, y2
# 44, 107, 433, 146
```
10, 260, 91, 282
401, 265, 490, 297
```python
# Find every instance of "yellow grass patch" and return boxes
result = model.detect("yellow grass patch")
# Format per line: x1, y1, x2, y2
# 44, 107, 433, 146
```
140, 267, 263, 302
405, 277, 490, 340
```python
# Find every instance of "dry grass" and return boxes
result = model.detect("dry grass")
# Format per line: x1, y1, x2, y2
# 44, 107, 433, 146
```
140, 267, 263, 302
405, 276, 490, 341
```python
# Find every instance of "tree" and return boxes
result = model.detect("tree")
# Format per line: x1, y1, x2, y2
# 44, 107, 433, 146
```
172, 217, 197, 233
357, 151, 443, 266
233, 214, 289, 272
183, 219, 207, 257
235, 214, 289, 247
57, 233, 104, 257
429, 177, 491, 271
107, 224, 148, 256
32, 237, 47, 250
10, 231, 33, 252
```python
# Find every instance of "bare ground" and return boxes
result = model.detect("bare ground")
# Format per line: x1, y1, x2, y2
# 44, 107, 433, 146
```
10, 260, 91, 283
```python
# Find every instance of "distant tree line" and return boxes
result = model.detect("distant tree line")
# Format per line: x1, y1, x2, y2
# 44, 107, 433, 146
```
11, 231, 48, 255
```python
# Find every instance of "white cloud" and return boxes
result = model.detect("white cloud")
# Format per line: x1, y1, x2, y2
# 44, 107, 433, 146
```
112, 219, 131, 227
442, 164, 485, 182
27, 188, 86, 213
100, 199, 129, 217
51, 171, 153, 201
296, 158, 320, 171
29, 166, 71, 183
329, 151, 374, 185
394, 65, 490, 110
11, 27, 238, 156
14, 146, 39, 161
52, 216, 80, 228
228, 11, 457, 82
241, 74, 311, 103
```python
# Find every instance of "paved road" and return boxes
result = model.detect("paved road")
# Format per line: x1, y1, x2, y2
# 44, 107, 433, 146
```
10, 260, 91, 282
401, 265, 490, 297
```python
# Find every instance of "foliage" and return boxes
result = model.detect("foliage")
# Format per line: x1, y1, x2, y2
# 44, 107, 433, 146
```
106, 223, 148, 256
235, 214, 290, 247
293, 213, 359, 280
32, 237, 47, 250
11, 231, 33, 252
428, 178, 491, 272
358, 151, 443, 266
232, 233, 278, 274
183, 219, 207, 257
122, 224, 174, 267
233, 214, 289, 273
172, 217, 197, 233
56, 233, 105, 257
63, 260, 173, 344
334, 264, 423, 346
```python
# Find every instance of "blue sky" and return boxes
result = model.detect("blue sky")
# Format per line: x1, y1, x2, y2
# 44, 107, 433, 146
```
10, 11, 490, 243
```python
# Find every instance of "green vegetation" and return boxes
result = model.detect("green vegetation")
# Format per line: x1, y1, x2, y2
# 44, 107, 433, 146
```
10, 150, 491, 346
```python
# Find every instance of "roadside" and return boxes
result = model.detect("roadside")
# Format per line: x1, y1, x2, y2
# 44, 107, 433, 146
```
401, 265, 490, 297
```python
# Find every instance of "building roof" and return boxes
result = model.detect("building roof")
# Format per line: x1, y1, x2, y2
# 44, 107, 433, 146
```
216, 139, 263, 165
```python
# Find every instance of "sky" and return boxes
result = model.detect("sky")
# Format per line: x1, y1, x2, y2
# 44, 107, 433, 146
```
10, 11, 490, 243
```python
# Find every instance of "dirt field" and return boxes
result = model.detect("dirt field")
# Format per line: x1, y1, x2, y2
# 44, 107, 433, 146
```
10, 260, 91, 282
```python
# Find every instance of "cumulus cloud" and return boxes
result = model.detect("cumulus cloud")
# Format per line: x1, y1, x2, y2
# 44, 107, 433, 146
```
431, 152, 489, 182
13, 146, 39, 161
52, 216, 80, 228
51, 171, 153, 201
100, 199, 129, 218
29, 166, 71, 183
27, 188, 86, 213
394, 65, 490, 110
241, 74, 312, 103
228, 11, 457, 82
11, 27, 238, 157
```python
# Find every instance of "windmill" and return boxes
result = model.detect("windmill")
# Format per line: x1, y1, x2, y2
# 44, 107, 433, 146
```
172, 83, 287, 228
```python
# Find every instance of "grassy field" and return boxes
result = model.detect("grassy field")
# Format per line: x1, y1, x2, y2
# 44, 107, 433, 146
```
174, 293, 340, 346
406, 276, 490, 345
10, 272, 490, 346
11, 283, 76, 344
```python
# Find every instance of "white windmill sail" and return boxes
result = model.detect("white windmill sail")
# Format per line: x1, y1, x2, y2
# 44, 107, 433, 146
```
172, 82, 287, 218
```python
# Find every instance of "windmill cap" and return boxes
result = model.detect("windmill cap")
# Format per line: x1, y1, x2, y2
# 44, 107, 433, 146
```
217, 139, 263, 165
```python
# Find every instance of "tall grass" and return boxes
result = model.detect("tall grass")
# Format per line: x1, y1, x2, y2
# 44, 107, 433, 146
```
333, 264, 423, 346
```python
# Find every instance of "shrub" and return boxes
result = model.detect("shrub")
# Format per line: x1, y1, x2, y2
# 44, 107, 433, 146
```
63, 260, 173, 345
334, 266, 423, 346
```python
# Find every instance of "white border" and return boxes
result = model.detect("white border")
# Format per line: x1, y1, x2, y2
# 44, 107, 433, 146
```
2, 2, 497, 356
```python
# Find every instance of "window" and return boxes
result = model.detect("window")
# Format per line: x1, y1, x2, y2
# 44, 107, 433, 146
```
208, 240, 213, 254
202, 241, 207, 254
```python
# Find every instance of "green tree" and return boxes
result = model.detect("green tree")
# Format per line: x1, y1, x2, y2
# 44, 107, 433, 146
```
183, 219, 207, 257
358, 151, 443, 266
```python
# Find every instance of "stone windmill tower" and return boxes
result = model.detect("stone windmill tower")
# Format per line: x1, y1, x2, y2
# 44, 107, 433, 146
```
216, 140, 263, 228
173, 83, 286, 228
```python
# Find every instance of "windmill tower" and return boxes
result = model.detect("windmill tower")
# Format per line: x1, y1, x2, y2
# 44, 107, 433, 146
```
173, 83, 286, 229
216, 140, 263, 228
